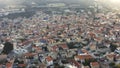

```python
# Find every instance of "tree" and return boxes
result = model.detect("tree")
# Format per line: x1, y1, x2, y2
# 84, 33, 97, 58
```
83, 59, 97, 66
109, 62, 115, 67
2, 41, 13, 54
115, 64, 120, 68
110, 43, 117, 52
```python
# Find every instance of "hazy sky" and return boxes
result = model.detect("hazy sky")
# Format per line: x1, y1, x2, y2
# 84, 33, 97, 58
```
0, 0, 93, 5
0, 0, 94, 8
0, 0, 119, 8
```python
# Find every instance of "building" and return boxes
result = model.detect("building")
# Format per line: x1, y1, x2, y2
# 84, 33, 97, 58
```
90, 62, 100, 68
45, 56, 53, 66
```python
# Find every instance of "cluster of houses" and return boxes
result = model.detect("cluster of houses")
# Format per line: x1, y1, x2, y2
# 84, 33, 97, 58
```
0, 9, 119, 68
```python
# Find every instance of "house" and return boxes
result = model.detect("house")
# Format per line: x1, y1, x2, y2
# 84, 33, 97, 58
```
6, 58, 15, 68
59, 44, 68, 50
82, 65, 90, 68
45, 56, 53, 66
67, 49, 77, 58
38, 54, 45, 63
116, 54, 120, 61
39, 63, 46, 68
49, 52, 58, 59
97, 46, 110, 53
32, 46, 42, 53
24, 53, 37, 62
81, 49, 89, 54
69, 59, 81, 68
0, 44, 4, 51
74, 54, 93, 62
115, 54, 120, 64
87, 32, 96, 38
66, 38, 70, 42
115, 47, 120, 54
6, 62, 13, 68
14, 47, 28, 55
94, 37, 103, 43
106, 53, 115, 62
78, 49, 88, 55
51, 45, 58, 52
0, 54, 7, 61
100, 63, 109, 68
65, 64, 78, 68
18, 64, 26, 68
90, 62, 100, 68
21, 40, 31, 46
89, 44, 96, 51
59, 51, 68, 58
24, 53, 37, 57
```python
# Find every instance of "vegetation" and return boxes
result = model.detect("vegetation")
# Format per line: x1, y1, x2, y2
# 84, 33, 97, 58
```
82, 58, 97, 66
67, 42, 83, 49
114, 64, 120, 68
109, 62, 115, 67
110, 43, 117, 52
109, 62, 120, 68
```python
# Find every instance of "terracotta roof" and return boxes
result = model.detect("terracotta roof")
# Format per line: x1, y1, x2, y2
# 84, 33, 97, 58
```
90, 62, 99, 66
0, 64, 3, 68
24, 53, 37, 57
84, 66, 90, 68
88, 32, 96, 38
6, 62, 12, 68
33, 46, 42, 51
52, 45, 58, 51
81, 49, 89, 54
75, 54, 93, 60
39, 63, 46, 68
94, 37, 102, 42
96, 30, 102, 33
46, 56, 53, 62
116, 55, 120, 60
90, 43, 96, 46
69, 59, 81, 68
106, 54, 115, 58
18, 64, 26, 67
22, 40, 31, 46
60, 44, 68, 49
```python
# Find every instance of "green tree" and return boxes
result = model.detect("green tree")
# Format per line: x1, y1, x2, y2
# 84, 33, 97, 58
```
110, 43, 117, 52
83, 59, 97, 66
115, 64, 120, 68
109, 62, 115, 68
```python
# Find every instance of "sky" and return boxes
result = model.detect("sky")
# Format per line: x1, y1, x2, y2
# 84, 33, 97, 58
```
0, 0, 95, 9
0, 0, 119, 8
0, 0, 93, 5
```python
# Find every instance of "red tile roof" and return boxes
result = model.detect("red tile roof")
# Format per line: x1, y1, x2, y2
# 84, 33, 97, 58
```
88, 32, 96, 38
39, 63, 46, 68
90, 62, 99, 66
33, 46, 42, 51
106, 54, 115, 58
60, 44, 68, 49
52, 45, 58, 51
22, 40, 31, 46
46, 56, 53, 62
81, 49, 89, 54
18, 64, 26, 67
69, 59, 81, 68
6, 62, 12, 68
24, 53, 37, 57
94, 37, 102, 42
75, 54, 93, 60
116, 55, 120, 60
